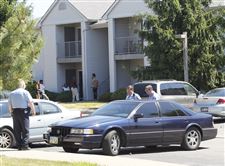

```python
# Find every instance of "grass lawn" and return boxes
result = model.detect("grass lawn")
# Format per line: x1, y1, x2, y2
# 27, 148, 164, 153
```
0, 156, 98, 166
60, 101, 107, 110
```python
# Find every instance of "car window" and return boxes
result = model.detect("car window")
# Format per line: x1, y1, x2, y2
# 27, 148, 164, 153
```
134, 83, 157, 97
33, 103, 41, 116
39, 102, 60, 115
136, 103, 159, 118
160, 83, 187, 95
92, 102, 139, 118
0, 102, 10, 117
183, 83, 197, 96
205, 89, 225, 97
159, 101, 187, 117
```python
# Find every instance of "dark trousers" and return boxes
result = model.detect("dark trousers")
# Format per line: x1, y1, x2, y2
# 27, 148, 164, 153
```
12, 108, 30, 148
93, 87, 98, 100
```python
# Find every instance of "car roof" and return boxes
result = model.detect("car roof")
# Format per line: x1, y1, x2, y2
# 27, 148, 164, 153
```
0, 99, 57, 104
134, 80, 188, 84
209, 87, 225, 91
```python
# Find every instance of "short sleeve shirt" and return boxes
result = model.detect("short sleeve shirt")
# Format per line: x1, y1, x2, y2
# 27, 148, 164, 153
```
148, 91, 160, 101
8, 88, 33, 109
126, 93, 141, 100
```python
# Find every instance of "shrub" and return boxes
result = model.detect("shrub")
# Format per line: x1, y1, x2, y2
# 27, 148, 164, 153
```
45, 90, 58, 101
26, 81, 37, 98
99, 92, 113, 102
56, 91, 72, 102
111, 88, 126, 101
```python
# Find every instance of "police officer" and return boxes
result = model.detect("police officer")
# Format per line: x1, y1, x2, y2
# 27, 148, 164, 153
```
8, 79, 36, 150
125, 85, 141, 100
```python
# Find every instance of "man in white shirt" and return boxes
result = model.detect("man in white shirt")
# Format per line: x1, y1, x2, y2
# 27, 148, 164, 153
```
125, 85, 141, 100
145, 85, 160, 101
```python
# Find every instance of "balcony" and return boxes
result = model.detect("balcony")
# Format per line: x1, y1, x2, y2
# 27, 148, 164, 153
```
57, 41, 82, 63
115, 36, 143, 54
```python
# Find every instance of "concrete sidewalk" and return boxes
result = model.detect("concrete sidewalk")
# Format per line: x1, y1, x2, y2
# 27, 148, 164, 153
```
1, 148, 187, 166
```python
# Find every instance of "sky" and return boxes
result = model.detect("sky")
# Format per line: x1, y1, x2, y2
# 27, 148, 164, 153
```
26, 0, 55, 18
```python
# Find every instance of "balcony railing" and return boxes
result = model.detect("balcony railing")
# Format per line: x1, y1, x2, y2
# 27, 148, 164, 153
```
115, 36, 143, 55
64, 41, 81, 58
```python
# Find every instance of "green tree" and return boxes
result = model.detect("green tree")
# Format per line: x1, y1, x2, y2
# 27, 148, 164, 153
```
137, 0, 225, 91
0, 1, 43, 90
0, 0, 15, 27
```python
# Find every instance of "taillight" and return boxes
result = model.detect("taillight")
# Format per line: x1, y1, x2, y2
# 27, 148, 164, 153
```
217, 99, 225, 104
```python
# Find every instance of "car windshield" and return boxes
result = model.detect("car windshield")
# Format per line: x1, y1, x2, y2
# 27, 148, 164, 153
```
91, 101, 140, 118
205, 89, 225, 97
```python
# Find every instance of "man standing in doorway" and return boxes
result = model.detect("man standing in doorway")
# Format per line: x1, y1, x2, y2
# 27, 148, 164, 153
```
8, 79, 36, 150
91, 73, 99, 100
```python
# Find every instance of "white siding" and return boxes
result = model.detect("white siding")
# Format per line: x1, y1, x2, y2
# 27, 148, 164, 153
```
42, 1, 85, 26
117, 59, 143, 89
85, 28, 109, 100
107, 0, 151, 19
42, 25, 58, 92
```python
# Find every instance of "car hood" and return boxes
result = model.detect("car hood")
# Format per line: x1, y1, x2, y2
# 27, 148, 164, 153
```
51, 115, 124, 128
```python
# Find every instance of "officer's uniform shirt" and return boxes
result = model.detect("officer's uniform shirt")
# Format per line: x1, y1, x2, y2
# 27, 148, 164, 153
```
126, 92, 141, 100
9, 88, 33, 109
148, 91, 160, 101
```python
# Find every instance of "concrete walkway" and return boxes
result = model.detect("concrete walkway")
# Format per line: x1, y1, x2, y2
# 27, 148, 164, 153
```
1, 148, 187, 166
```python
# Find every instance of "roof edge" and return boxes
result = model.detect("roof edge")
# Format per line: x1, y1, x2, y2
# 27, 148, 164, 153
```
102, 0, 119, 19
37, 0, 89, 28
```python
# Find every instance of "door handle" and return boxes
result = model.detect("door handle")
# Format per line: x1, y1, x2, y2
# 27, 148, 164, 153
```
37, 119, 41, 121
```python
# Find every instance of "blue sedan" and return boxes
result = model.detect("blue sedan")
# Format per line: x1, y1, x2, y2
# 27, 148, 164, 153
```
45, 100, 217, 156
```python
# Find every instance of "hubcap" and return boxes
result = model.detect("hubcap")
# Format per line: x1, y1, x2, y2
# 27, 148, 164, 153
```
186, 130, 199, 148
110, 134, 120, 153
0, 132, 12, 148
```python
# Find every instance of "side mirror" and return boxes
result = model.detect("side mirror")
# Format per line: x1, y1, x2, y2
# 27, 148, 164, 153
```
133, 113, 144, 122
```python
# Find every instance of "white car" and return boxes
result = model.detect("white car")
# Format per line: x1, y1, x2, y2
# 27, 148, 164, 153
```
0, 99, 81, 148
192, 88, 225, 117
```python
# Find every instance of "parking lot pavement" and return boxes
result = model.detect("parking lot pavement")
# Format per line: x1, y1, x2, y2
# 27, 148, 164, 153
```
0, 148, 188, 166
1, 120, 224, 166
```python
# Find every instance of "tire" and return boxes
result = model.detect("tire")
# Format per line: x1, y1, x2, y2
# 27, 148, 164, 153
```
102, 130, 121, 156
0, 128, 15, 148
63, 146, 79, 153
181, 127, 201, 150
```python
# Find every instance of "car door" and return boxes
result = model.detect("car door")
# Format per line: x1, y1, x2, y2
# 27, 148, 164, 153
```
29, 102, 46, 141
127, 102, 163, 146
39, 101, 65, 127
158, 101, 190, 144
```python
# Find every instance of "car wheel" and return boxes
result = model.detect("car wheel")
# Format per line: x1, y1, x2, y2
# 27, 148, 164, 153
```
0, 128, 15, 148
103, 130, 120, 156
63, 146, 79, 153
181, 127, 201, 150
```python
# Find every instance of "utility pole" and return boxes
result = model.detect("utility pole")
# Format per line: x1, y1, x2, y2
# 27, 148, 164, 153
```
175, 32, 189, 82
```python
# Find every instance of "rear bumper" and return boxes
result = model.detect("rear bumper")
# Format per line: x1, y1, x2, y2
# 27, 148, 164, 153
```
202, 128, 217, 141
192, 105, 225, 117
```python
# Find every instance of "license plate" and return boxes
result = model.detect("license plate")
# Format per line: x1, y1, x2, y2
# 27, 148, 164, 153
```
201, 107, 208, 112
49, 136, 58, 144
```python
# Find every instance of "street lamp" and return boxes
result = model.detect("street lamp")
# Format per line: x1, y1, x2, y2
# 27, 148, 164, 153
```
175, 32, 189, 82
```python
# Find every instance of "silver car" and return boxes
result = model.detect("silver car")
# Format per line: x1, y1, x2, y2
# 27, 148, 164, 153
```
192, 88, 225, 117
0, 99, 81, 148
134, 80, 200, 108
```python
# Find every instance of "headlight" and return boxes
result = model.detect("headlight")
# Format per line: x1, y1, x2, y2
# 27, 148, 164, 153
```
70, 128, 94, 135
47, 127, 52, 133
